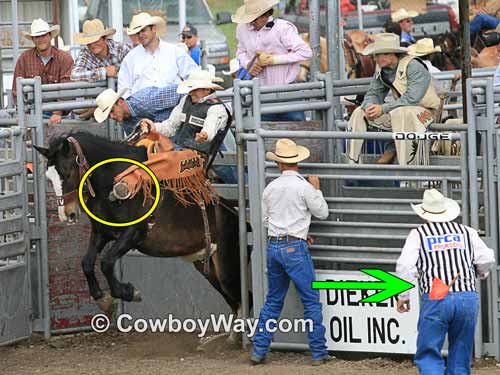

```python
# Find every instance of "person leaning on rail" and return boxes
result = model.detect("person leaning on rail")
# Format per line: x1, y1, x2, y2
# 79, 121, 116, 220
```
118, 12, 199, 100
250, 138, 330, 366
232, 0, 312, 122
396, 188, 495, 374
346, 33, 441, 166
12, 18, 73, 125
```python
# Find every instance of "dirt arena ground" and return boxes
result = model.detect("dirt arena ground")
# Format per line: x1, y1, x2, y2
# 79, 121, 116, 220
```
2, 331, 500, 375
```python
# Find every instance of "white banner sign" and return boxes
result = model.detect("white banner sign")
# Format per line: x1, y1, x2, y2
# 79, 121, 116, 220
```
317, 270, 420, 354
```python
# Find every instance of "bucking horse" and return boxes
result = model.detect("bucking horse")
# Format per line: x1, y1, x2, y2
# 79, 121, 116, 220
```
34, 131, 251, 343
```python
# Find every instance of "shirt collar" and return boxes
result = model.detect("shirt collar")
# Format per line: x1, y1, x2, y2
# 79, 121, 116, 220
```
250, 16, 274, 31
282, 170, 300, 176
34, 46, 54, 59
197, 92, 217, 103
139, 38, 163, 55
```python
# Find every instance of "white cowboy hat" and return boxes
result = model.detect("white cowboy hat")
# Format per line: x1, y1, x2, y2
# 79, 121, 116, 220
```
411, 189, 460, 223
51, 36, 70, 52
223, 58, 240, 75
74, 19, 116, 45
94, 88, 128, 123
206, 64, 224, 83
391, 8, 419, 23
177, 70, 224, 94
362, 33, 408, 55
266, 138, 310, 164
408, 38, 442, 57
22, 18, 60, 41
232, 0, 280, 24
127, 12, 166, 35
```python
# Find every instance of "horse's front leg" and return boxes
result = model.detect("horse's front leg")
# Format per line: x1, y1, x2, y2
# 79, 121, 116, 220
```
100, 226, 144, 302
82, 229, 108, 299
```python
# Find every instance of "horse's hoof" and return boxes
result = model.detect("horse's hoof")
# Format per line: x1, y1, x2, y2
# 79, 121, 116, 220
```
95, 292, 114, 313
226, 331, 242, 346
132, 288, 142, 302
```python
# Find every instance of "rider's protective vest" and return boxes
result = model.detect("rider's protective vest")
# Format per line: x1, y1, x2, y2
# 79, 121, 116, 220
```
376, 55, 441, 110
175, 96, 226, 154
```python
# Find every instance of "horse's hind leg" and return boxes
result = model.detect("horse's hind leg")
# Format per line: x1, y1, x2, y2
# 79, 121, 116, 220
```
82, 229, 110, 310
100, 226, 145, 302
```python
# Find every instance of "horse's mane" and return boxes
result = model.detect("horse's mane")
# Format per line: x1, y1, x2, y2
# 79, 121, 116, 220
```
49, 131, 146, 161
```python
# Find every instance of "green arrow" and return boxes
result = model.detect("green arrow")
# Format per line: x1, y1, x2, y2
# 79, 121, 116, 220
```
311, 269, 414, 303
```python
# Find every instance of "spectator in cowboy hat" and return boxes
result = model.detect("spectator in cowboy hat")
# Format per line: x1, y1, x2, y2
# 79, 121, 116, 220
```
391, 8, 419, 46
346, 33, 441, 166
396, 188, 494, 374
118, 12, 199, 99
232, 0, 312, 121
180, 23, 201, 65
12, 18, 73, 125
126, 11, 167, 49
251, 138, 330, 366
71, 19, 130, 82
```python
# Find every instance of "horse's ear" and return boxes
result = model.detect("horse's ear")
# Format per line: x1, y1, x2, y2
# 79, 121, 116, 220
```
58, 139, 71, 155
32, 145, 50, 158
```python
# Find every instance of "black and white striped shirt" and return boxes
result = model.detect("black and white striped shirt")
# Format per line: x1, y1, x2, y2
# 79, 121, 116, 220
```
396, 221, 495, 300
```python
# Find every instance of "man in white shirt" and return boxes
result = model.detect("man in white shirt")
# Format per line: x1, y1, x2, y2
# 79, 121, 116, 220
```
118, 12, 199, 99
396, 189, 495, 375
251, 139, 330, 366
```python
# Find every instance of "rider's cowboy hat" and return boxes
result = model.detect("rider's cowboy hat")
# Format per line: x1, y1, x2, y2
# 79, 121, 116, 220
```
362, 33, 408, 55
408, 38, 442, 57
74, 19, 116, 45
177, 70, 224, 94
126, 12, 166, 35
232, 0, 280, 24
94, 88, 128, 123
411, 189, 460, 222
223, 58, 240, 75
22, 18, 60, 41
391, 8, 419, 23
266, 138, 310, 164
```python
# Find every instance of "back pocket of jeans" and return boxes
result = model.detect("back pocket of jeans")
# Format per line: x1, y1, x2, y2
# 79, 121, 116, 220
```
283, 245, 304, 267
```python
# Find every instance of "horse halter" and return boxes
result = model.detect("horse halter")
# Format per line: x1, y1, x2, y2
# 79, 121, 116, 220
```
55, 137, 96, 207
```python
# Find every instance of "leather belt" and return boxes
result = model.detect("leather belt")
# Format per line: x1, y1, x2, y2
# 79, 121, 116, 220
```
268, 235, 304, 242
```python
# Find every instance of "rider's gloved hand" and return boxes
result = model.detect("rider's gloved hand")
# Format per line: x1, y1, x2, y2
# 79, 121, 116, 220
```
139, 118, 155, 135
256, 51, 285, 66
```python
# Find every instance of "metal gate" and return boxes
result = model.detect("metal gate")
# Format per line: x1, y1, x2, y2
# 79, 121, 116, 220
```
0, 127, 31, 346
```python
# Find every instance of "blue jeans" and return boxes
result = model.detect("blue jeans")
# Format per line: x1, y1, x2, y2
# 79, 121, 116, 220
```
470, 14, 500, 35
252, 239, 328, 360
415, 292, 479, 375
261, 111, 305, 122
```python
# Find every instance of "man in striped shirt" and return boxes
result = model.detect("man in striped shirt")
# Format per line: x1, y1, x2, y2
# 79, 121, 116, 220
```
396, 189, 495, 374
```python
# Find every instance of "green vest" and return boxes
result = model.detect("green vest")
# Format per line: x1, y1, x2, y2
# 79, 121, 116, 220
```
176, 96, 224, 154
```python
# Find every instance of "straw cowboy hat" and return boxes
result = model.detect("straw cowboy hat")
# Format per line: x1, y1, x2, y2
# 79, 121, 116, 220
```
223, 58, 240, 75
391, 8, 419, 23
94, 88, 127, 123
22, 18, 60, 41
74, 19, 116, 45
205, 64, 224, 83
362, 33, 408, 55
177, 70, 224, 94
232, 0, 280, 24
266, 139, 310, 164
126, 12, 166, 35
411, 189, 460, 222
408, 38, 442, 57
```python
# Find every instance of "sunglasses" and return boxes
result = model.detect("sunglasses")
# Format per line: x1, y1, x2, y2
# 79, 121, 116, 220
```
182, 35, 193, 40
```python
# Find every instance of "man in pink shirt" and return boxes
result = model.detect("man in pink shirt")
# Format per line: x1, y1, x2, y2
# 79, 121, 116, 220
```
232, 0, 312, 121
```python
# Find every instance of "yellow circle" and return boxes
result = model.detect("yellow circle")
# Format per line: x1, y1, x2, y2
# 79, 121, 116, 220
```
78, 158, 161, 227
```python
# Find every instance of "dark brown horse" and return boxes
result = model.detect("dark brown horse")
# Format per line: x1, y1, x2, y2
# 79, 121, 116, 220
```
34, 132, 250, 341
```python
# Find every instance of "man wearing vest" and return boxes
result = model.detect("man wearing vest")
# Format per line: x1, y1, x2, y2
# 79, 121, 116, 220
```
396, 189, 495, 374
347, 33, 441, 166
137, 70, 236, 184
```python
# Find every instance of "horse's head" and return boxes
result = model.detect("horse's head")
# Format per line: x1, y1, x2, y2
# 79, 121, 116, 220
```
34, 137, 82, 223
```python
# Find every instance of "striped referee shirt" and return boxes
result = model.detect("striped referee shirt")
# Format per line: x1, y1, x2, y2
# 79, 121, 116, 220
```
396, 222, 495, 300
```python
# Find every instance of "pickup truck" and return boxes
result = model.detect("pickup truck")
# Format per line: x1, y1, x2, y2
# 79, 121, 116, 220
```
282, 1, 459, 38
